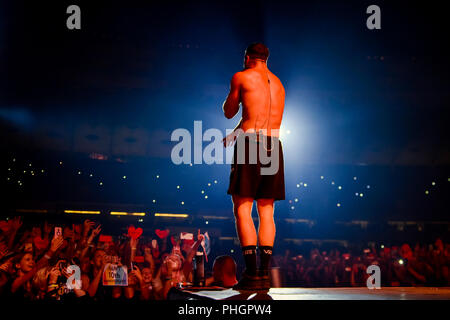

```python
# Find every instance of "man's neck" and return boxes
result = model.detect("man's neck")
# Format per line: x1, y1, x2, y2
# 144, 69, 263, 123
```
246, 59, 267, 70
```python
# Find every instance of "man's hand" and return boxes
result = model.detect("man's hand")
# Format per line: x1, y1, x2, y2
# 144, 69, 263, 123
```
223, 132, 237, 147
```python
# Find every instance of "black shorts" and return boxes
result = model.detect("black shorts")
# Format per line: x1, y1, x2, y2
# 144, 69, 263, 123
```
227, 133, 285, 201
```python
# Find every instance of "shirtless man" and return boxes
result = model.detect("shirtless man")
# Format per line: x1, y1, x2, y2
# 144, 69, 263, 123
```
222, 43, 285, 289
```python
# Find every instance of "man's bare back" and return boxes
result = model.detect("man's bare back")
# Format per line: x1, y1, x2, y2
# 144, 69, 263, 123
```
223, 62, 285, 137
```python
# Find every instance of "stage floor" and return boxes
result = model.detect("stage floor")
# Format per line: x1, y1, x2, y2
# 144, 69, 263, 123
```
181, 287, 450, 300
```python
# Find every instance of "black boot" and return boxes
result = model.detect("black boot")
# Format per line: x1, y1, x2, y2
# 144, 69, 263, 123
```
233, 270, 263, 290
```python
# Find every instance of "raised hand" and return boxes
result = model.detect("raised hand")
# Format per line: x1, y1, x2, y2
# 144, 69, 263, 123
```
10, 217, 22, 232
48, 266, 61, 284
197, 229, 204, 242
91, 225, 102, 238
0, 241, 9, 259
83, 219, 95, 236
0, 258, 13, 273
131, 265, 143, 282
50, 235, 65, 253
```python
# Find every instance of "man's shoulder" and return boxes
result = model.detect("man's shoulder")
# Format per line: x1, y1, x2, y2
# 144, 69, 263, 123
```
231, 70, 247, 80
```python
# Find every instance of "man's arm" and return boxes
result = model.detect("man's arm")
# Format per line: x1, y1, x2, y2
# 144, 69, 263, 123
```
222, 72, 241, 119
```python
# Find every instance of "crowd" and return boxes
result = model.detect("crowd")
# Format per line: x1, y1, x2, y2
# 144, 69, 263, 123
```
271, 239, 450, 287
0, 216, 216, 301
1, 215, 449, 302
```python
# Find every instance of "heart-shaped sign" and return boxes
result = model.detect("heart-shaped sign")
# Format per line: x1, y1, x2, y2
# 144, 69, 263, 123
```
155, 229, 169, 239
128, 226, 143, 240
33, 236, 49, 250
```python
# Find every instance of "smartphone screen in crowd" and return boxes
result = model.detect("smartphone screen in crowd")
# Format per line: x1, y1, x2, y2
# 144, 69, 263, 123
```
54, 227, 62, 239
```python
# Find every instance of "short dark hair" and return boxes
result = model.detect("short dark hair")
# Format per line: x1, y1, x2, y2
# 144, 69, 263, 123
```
245, 43, 269, 61
213, 255, 236, 279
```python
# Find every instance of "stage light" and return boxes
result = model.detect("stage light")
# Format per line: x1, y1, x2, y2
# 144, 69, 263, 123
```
355, 193, 359, 196
28, 164, 32, 167
154, 213, 189, 218
152, 199, 156, 203
78, 171, 81, 175
230, 249, 234, 253
138, 219, 144, 222
291, 206, 295, 210
432, 181, 435, 186
294, 198, 298, 202
59, 161, 63, 165
177, 185, 180, 189
338, 186, 342, 190
398, 259, 404, 265
337, 203, 341, 207
331, 181, 335, 185
89, 174, 93, 177
65, 210, 101, 215
303, 183, 307, 187
214, 180, 218, 184
296, 184, 300, 188
360, 193, 363, 197
367, 185, 370, 189
123, 176, 126, 179
181, 201, 184, 205
205, 221, 209, 224
110, 211, 146, 216
41, 170, 44, 173
201, 190, 205, 194
99, 182, 103, 186
208, 183, 211, 186
353, 176, 357, 180
110, 211, 127, 216
204, 195, 208, 199
425, 190, 429, 195
381, 245, 384, 249
156, 175, 160, 178
320, 176, 324, 179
